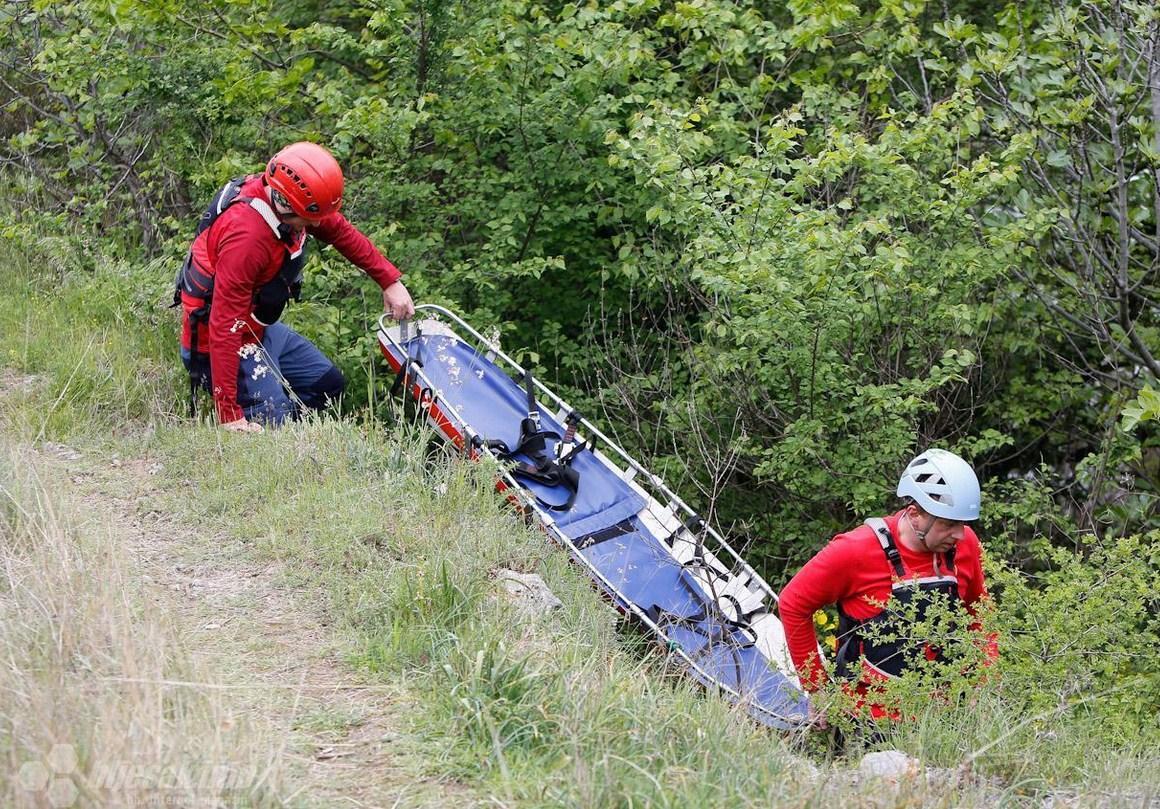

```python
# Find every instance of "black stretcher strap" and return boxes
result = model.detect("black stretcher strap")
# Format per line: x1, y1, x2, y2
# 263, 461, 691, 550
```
645, 601, 753, 693
485, 370, 582, 512
575, 518, 637, 550
391, 330, 424, 398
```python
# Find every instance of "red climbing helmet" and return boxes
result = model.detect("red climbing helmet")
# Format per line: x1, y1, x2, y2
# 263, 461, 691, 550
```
266, 142, 344, 220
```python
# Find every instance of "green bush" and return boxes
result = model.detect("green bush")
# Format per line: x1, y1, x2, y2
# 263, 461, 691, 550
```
989, 531, 1160, 747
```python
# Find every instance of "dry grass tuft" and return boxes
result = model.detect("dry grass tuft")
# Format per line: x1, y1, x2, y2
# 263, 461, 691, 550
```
0, 444, 285, 808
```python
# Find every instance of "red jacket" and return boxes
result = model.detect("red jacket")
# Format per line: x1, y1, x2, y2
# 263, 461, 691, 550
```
180, 175, 402, 423
778, 509, 991, 692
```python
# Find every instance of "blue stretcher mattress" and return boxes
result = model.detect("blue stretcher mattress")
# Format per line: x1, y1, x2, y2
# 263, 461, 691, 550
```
388, 330, 808, 728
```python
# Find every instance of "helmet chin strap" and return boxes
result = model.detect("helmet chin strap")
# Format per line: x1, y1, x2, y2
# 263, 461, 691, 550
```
904, 511, 936, 552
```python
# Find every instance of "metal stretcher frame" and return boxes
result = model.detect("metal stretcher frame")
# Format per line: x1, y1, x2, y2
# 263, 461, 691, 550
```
377, 304, 808, 728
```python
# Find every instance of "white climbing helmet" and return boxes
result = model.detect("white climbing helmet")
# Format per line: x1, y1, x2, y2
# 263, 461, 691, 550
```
896, 448, 981, 521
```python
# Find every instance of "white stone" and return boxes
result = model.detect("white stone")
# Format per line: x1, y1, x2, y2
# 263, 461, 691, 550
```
859, 750, 920, 781
791, 755, 821, 783
495, 569, 563, 618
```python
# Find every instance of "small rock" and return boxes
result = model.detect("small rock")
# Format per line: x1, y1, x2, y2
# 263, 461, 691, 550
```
0, 372, 40, 395
43, 442, 82, 460
859, 750, 920, 782
791, 755, 821, 783
202, 622, 221, 630
924, 766, 960, 789
494, 569, 563, 618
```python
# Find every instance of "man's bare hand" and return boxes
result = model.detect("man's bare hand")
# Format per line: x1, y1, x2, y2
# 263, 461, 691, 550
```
383, 281, 415, 321
222, 418, 264, 433
808, 699, 829, 730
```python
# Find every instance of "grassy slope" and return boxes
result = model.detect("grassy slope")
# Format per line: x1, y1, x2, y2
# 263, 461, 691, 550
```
0, 441, 295, 807
1, 232, 1156, 807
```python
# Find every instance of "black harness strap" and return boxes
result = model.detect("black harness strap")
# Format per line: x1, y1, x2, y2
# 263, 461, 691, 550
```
488, 444, 581, 511
187, 305, 210, 417
661, 513, 704, 547
486, 370, 582, 512
866, 517, 906, 578
560, 409, 581, 444
833, 609, 862, 681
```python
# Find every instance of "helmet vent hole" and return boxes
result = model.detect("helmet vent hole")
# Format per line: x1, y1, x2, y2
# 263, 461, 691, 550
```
915, 472, 948, 501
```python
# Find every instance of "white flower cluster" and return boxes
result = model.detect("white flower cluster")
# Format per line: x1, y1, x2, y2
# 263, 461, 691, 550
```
435, 338, 462, 385
484, 325, 501, 350
235, 344, 270, 381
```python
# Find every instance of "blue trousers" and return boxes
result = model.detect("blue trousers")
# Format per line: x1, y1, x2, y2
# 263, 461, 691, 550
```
182, 322, 345, 425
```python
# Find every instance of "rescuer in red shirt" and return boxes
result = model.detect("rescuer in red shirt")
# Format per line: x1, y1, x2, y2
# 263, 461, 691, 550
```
176, 142, 416, 432
778, 449, 994, 727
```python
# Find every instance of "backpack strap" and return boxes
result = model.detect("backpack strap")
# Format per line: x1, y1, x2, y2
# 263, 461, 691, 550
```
245, 195, 302, 254
200, 175, 287, 242
864, 517, 905, 578
193, 178, 246, 236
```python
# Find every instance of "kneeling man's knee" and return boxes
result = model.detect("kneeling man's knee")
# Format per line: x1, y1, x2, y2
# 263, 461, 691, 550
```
311, 365, 345, 406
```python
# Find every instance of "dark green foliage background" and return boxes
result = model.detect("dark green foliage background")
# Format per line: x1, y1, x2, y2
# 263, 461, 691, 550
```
3, 0, 1158, 743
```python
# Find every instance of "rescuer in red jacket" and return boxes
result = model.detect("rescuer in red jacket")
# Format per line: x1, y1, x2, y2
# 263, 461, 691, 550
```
176, 142, 415, 432
778, 449, 995, 726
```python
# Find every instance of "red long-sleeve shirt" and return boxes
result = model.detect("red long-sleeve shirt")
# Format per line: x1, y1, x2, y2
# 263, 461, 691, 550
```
180, 175, 401, 423
778, 509, 990, 691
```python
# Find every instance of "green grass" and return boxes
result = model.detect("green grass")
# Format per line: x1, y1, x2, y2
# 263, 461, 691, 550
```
2, 231, 1158, 807
0, 232, 181, 443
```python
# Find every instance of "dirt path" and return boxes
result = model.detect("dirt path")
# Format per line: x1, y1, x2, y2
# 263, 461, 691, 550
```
31, 438, 476, 809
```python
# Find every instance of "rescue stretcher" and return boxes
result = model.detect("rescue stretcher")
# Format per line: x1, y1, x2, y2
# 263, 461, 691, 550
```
377, 305, 809, 728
